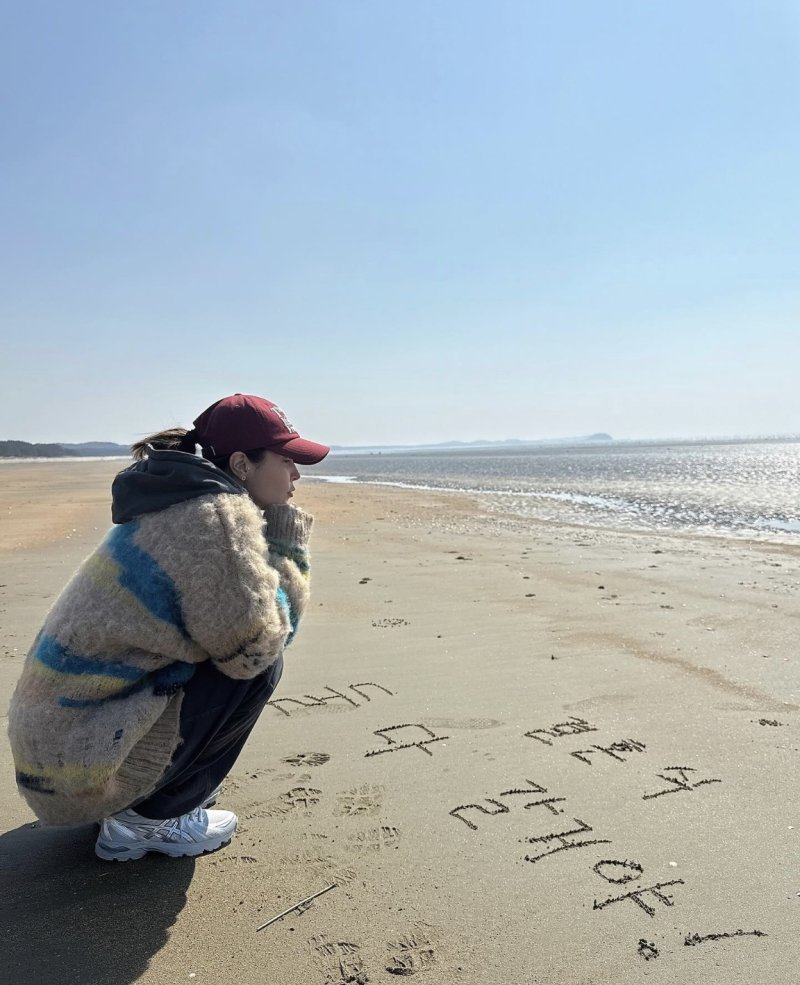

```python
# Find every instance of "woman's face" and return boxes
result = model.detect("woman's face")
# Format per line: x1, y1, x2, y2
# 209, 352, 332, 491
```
230, 450, 301, 508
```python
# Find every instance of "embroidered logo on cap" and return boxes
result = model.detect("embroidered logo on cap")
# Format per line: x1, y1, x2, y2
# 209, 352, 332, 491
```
271, 405, 297, 434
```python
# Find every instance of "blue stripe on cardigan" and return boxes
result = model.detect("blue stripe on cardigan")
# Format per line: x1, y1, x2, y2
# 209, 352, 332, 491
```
34, 635, 144, 681
106, 522, 187, 634
276, 585, 298, 644
34, 636, 196, 708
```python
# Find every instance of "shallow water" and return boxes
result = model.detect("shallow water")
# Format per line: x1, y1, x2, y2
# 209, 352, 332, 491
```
310, 439, 800, 543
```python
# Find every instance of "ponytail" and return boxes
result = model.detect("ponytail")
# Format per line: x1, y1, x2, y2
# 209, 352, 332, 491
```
129, 428, 270, 472
130, 427, 198, 462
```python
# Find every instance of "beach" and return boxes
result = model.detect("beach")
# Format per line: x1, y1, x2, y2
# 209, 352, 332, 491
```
1, 460, 798, 984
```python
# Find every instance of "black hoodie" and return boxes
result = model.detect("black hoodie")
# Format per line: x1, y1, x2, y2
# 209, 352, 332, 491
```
111, 448, 246, 524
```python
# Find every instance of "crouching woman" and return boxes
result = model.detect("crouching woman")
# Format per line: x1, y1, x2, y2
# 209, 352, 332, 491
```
8, 393, 329, 861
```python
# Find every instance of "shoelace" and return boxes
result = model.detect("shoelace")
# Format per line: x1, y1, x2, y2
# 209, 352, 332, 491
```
148, 806, 205, 842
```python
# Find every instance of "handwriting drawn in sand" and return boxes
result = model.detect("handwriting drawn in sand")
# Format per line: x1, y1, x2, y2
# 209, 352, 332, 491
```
365, 723, 450, 758
524, 819, 612, 864
497, 777, 691, 924
450, 778, 566, 831
450, 798, 509, 830
637, 939, 660, 961
642, 766, 722, 801
570, 739, 647, 765
525, 720, 649, 768
593, 877, 685, 917
268, 682, 394, 717
683, 929, 767, 947
502, 779, 568, 816
524, 716, 599, 745
445, 714, 758, 968
593, 859, 644, 884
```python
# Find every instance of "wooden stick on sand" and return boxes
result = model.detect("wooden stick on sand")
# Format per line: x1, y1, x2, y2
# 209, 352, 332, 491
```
255, 883, 338, 933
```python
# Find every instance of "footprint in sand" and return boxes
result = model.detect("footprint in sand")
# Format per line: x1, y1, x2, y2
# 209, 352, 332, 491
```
209, 854, 260, 868
242, 785, 322, 820
425, 717, 502, 730
386, 923, 439, 976
282, 752, 331, 767
239, 767, 274, 782
281, 850, 357, 886
280, 786, 323, 813
345, 826, 401, 853
335, 784, 384, 817
310, 936, 368, 985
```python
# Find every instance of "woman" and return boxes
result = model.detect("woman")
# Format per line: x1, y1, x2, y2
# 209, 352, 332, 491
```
8, 393, 329, 861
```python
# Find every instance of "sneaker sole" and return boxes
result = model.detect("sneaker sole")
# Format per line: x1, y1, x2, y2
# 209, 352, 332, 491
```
95, 831, 236, 862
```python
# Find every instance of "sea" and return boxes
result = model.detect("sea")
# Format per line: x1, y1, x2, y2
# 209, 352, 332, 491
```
308, 439, 800, 545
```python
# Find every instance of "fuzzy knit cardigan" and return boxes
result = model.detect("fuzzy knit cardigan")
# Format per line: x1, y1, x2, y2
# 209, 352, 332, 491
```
8, 494, 312, 826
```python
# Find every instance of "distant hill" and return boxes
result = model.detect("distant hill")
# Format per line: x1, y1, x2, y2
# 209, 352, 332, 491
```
329, 433, 613, 452
60, 442, 130, 456
0, 440, 129, 459
0, 440, 80, 458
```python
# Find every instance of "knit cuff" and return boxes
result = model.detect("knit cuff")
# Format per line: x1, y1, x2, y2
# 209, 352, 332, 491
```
263, 504, 313, 547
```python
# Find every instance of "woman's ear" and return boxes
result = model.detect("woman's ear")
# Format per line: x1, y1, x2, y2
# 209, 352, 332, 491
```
228, 451, 248, 482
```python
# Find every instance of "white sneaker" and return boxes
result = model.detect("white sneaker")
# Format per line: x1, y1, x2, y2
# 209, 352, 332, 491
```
95, 805, 238, 861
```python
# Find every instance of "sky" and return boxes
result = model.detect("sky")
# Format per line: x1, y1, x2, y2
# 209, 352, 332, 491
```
1, 1, 799, 446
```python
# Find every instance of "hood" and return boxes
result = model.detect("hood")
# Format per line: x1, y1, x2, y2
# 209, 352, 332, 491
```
111, 448, 246, 524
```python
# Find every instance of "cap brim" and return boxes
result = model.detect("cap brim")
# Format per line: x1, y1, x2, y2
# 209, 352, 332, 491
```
274, 436, 330, 465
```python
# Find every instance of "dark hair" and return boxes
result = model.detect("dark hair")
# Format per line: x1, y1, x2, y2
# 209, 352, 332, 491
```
131, 427, 195, 461
130, 427, 269, 474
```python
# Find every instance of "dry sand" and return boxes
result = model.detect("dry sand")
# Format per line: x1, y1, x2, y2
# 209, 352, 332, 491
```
1, 460, 799, 984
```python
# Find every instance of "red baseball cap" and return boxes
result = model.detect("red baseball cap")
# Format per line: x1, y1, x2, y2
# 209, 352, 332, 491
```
192, 394, 330, 465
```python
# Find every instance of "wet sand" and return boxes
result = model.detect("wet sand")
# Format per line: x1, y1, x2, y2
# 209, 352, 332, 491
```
1, 460, 798, 984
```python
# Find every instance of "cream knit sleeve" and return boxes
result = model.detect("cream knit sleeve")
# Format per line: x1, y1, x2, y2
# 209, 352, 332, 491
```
261, 503, 313, 645
135, 495, 313, 679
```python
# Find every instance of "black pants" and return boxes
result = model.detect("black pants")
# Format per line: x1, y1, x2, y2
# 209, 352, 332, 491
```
132, 656, 284, 819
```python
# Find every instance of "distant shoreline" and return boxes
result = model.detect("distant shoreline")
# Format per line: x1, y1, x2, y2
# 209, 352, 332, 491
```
0, 456, 131, 465
0, 440, 130, 460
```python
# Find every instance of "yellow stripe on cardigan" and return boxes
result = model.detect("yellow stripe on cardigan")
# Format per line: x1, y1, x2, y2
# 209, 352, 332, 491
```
15, 759, 117, 785
29, 659, 142, 699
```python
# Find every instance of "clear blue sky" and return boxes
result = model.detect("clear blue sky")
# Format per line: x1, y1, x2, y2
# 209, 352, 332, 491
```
2, 1, 798, 445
